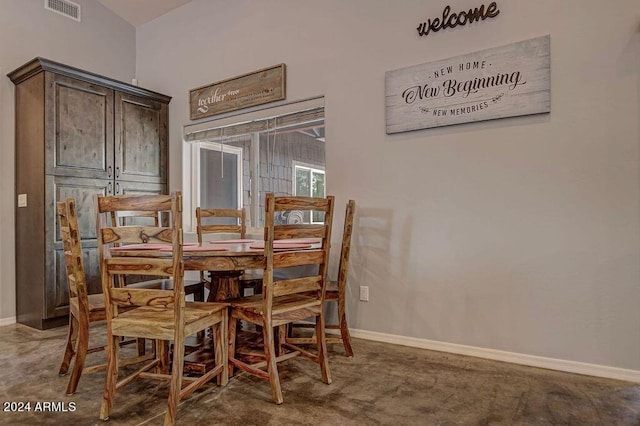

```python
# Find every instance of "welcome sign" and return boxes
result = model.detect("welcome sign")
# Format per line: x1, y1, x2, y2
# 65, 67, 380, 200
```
385, 35, 550, 133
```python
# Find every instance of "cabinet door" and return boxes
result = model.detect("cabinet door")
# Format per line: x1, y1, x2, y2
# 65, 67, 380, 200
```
45, 176, 110, 319
115, 92, 167, 184
45, 73, 114, 179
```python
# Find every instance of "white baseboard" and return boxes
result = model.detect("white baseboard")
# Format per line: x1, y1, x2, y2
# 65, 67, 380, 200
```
0, 317, 16, 327
350, 328, 640, 383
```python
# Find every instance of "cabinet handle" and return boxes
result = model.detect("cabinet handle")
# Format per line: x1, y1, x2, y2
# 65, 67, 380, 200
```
108, 182, 113, 195
116, 166, 120, 178
107, 166, 112, 178
116, 182, 120, 194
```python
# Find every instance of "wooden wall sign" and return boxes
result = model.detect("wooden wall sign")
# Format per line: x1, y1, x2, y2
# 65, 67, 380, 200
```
385, 35, 550, 133
189, 64, 286, 120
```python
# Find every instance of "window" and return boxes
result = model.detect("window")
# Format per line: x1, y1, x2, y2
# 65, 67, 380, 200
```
183, 97, 325, 231
293, 162, 326, 224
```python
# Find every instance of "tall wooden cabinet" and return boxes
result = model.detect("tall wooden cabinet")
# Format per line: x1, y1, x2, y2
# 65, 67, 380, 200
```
9, 58, 171, 329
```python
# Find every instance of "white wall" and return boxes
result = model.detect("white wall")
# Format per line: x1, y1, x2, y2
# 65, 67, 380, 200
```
136, 0, 640, 372
0, 0, 136, 320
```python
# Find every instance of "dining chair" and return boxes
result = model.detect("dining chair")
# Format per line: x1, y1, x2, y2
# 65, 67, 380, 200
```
227, 193, 334, 404
57, 198, 154, 395
112, 209, 206, 303
288, 200, 356, 357
196, 207, 263, 299
96, 192, 228, 426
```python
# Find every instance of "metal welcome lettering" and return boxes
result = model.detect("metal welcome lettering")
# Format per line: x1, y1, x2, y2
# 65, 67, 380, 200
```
417, 2, 500, 37
385, 35, 550, 133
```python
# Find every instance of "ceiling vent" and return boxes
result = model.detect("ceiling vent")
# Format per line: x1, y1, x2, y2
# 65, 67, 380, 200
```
45, 0, 81, 22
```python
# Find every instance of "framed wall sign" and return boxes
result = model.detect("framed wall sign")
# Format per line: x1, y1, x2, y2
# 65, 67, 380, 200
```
385, 35, 550, 133
190, 64, 286, 120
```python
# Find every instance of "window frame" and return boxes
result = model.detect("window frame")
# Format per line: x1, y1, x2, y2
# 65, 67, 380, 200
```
293, 161, 326, 224
190, 141, 243, 228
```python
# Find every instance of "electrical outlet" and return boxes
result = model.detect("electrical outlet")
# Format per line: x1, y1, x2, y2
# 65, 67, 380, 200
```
359, 286, 369, 302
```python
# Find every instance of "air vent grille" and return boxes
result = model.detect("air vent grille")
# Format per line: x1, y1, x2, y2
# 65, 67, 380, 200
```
45, 0, 81, 22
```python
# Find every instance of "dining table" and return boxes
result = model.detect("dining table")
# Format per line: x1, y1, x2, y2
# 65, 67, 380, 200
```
109, 238, 323, 374
109, 238, 321, 301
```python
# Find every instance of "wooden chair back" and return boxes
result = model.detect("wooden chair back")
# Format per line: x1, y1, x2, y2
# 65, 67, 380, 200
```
96, 193, 184, 311
58, 198, 87, 304
110, 209, 163, 287
327, 199, 356, 356
196, 207, 246, 242
195, 207, 247, 285
336, 200, 355, 301
264, 193, 335, 306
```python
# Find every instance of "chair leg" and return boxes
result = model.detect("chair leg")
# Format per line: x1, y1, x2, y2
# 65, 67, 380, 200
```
315, 313, 332, 385
58, 315, 78, 375
276, 325, 287, 356
337, 300, 354, 357
100, 335, 120, 421
196, 283, 205, 302
196, 282, 206, 339
156, 340, 170, 374
65, 317, 89, 395
227, 314, 237, 379
137, 338, 146, 356
165, 331, 185, 426
263, 323, 283, 404
214, 314, 229, 386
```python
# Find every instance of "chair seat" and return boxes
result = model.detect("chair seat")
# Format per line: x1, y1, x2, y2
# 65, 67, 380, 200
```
69, 294, 107, 322
69, 294, 110, 323
111, 302, 227, 340
89, 293, 106, 311
230, 294, 321, 326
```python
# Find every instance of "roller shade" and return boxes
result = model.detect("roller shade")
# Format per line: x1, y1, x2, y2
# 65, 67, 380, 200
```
183, 97, 324, 142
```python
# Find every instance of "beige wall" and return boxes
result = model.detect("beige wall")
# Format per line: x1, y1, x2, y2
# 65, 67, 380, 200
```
136, 0, 640, 371
0, 0, 136, 320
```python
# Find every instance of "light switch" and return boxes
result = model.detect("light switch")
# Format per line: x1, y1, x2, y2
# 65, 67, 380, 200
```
17, 193, 27, 207
359, 286, 369, 302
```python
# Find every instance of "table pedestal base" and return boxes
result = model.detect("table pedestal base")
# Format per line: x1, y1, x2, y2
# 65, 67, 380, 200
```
207, 270, 242, 301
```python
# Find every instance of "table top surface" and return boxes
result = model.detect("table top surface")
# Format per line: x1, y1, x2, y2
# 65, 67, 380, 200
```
109, 239, 322, 258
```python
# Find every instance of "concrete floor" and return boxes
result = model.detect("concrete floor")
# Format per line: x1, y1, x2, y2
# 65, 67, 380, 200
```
0, 323, 639, 425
